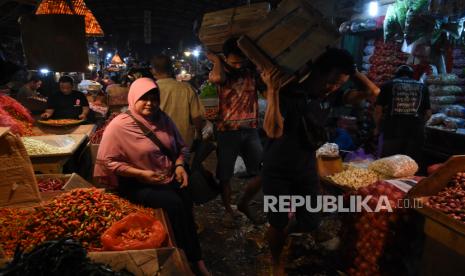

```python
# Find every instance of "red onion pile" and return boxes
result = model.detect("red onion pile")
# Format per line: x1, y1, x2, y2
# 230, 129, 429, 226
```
426, 172, 465, 222
347, 181, 406, 276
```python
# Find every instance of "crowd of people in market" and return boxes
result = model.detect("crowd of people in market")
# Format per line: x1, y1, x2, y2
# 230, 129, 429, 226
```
0, 36, 433, 275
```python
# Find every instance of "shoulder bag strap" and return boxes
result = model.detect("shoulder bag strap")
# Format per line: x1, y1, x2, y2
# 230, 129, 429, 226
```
125, 111, 177, 163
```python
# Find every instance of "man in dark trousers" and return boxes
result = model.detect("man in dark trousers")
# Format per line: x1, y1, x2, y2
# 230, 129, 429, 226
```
261, 48, 379, 274
207, 38, 263, 225
374, 65, 432, 165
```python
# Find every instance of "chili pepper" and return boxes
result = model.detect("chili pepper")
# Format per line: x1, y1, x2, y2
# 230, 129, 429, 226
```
0, 188, 155, 258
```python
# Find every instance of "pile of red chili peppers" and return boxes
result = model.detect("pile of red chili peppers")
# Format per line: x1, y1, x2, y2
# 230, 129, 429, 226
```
0, 188, 155, 257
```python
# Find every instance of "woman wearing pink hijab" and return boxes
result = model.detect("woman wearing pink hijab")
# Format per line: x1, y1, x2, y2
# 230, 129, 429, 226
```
95, 78, 209, 275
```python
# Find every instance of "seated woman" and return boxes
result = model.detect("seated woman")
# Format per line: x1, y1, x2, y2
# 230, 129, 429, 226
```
94, 78, 209, 275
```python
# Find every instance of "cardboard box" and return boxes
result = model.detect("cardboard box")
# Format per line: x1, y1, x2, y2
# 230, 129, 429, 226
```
88, 248, 193, 276
0, 129, 42, 207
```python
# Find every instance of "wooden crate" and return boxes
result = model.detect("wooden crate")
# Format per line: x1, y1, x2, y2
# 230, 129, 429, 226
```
239, 0, 340, 74
407, 155, 465, 257
198, 2, 270, 52
88, 247, 192, 276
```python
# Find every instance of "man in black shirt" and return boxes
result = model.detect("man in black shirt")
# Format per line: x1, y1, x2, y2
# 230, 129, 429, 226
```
261, 48, 380, 274
374, 65, 431, 164
41, 76, 90, 120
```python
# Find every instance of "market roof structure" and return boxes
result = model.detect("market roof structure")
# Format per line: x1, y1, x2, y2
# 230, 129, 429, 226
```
35, 0, 104, 37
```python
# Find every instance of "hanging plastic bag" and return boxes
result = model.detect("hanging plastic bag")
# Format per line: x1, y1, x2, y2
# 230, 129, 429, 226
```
101, 213, 167, 251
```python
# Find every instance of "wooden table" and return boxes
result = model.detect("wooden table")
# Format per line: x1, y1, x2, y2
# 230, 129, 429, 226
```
25, 134, 88, 174
31, 124, 96, 138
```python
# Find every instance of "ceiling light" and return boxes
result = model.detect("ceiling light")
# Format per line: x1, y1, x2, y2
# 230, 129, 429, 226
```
368, 1, 378, 17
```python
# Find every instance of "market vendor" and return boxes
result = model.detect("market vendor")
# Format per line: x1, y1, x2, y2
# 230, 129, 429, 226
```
261, 48, 379, 275
374, 65, 432, 165
40, 76, 90, 120
16, 75, 42, 102
94, 78, 210, 276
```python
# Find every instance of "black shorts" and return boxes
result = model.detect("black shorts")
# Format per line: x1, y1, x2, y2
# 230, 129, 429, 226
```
262, 169, 321, 230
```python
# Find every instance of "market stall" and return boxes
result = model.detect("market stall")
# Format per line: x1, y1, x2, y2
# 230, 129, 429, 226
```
0, 127, 192, 275
408, 155, 465, 275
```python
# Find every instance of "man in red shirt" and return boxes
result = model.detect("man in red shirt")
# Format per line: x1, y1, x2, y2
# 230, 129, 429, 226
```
207, 38, 262, 224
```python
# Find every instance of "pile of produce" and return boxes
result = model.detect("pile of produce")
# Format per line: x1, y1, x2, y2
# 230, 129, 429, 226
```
199, 81, 219, 121
426, 171, 465, 223
366, 41, 408, 86
426, 74, 465, 131
346, 181, 407, 275
37, 177, 65, 192
328, 165, 380, 189
0, 239, 132, 276
90, 112, 121, 144
204, 106, 219, 121
0, 188, 163, 257
101, 213, 167, 251
89, 102, 109, 117
368, 155, 418, 178
452, 46, 465, 77
199, 81, 217, 99
0, 95, 33, 136
21, 137, 67, 156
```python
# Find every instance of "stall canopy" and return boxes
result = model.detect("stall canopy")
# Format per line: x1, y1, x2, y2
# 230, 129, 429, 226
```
36, 0, 104, 37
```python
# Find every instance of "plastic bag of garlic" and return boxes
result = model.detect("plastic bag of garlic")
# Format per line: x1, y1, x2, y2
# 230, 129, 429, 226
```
316, 143, 339, 158
368, 155, 418, 178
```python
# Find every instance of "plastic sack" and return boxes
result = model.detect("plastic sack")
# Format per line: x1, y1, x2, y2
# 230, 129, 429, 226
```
316, 143, 339, 158
426, 74, 460, 85
430, 96, 457, 105
443, 117, 465, 129
362, 55, 373, 64
369, 155, 418, 178
363, 46, 375, 55
101, 213, 167, 251
428, 85, 463, 96
427, 113, 447, 126
199, 81, 218, 99
362, 63, 372, 71
443, 105, 465, 118
384, 4, 402, 41
344, 148, 375, 163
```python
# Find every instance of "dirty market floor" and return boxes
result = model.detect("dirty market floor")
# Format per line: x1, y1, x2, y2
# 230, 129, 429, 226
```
193, 154, 343, 276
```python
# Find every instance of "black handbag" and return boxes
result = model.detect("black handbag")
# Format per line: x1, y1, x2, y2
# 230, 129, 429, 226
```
189, 139, 220, 204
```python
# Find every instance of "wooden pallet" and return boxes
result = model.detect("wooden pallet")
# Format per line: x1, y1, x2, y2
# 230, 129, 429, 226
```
199, 2, 270, 52
240, 0, 340, 74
